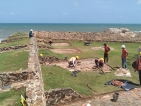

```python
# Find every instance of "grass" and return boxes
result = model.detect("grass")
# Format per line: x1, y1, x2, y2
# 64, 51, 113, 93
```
0, 88, 26, 106
0, 34, 141, 104
0, 32, 30, 47
0, 50, 29, 72
42, 65, 122, 95
41, 40, 141, 96
38, 49, 65, 60
0, 32, 29, 72
0, 32, 29, 104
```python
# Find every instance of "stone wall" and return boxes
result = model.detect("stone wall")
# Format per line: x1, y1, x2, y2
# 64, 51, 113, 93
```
45, 88, 81, 106
0, 45, 28, 52
25, 37, 46, 106
0, 70, 31, 87
1, 37, 28, 43
35, 30, 141, 42
0, 32, 84, 106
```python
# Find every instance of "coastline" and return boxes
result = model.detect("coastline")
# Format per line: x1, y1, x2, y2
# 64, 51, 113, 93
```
0, 38, 3, 43
1, 23, 141, 39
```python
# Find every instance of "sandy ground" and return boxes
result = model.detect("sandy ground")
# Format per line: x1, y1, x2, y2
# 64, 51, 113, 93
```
91, 46, 114, 50
48, 58, 112, 73
52, 43, 70, 46
43, 43, 112, 72
38, 43, 112, 72
50, 48, 81, 54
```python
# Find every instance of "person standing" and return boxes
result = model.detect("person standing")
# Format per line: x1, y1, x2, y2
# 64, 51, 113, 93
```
121, 45, 128, 68
134, 52, 141, 85
103, 43, 110, 63
48, 39, 53, 46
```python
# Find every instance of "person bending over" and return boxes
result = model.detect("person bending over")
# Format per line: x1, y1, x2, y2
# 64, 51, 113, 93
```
95, 58, 104, 68
68, 56, 79, 67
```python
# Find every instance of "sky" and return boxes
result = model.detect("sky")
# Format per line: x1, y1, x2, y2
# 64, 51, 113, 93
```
0, 0, 141, 23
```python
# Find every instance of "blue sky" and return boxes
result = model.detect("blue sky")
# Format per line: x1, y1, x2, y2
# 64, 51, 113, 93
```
0, 0, 141, 23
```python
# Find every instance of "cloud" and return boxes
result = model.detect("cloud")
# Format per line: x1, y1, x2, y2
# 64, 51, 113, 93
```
73, 2, 78, 7
62, 12, 68, 15
11, 12, 15, 15
137, 0, 141, 4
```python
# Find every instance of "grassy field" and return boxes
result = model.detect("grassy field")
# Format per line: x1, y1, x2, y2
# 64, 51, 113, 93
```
0, 32, 29, 72
0, 32, 29, 105
0, 88, 26, 106
40, 40, 141, 96
0, 32, 30, 47
0, 33, 141, 104
0, 50, 29, 72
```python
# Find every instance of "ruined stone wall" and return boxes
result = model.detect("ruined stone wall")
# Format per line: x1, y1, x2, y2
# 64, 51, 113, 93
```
0, 70, 31, 87
0, 45, 28, 52
45, 88, 81, 106
36, 31, 141, 42
26, 37, 46, 106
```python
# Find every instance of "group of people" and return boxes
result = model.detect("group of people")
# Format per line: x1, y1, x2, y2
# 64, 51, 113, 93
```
95, 43, 111, 69
29, 29, 141, 86
68, 42, 141, 86
95, 43, 128, 69
67, 43, 129, 69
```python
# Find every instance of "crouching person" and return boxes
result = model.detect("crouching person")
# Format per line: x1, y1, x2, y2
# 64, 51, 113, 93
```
95, 58, 105, 73
95, 58, 104, 68
68, 56, 79, 67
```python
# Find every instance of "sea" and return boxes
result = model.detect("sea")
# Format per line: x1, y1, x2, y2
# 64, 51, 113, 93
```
0, 23, 141, 42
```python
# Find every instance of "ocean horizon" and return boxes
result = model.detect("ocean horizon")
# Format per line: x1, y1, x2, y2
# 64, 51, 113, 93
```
0, 23, 141, 41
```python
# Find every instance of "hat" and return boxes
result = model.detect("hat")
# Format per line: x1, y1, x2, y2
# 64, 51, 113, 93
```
140, 52, 141, 56
100, 58, 104, 61
40, 54, 43, 57
76, 56, 79, 59
30, 29, 33, 31
121, 45, 125, 49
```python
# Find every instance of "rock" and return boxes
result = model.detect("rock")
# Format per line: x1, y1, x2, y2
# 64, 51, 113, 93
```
104, 28, 130, 34
0, 80, 2, 87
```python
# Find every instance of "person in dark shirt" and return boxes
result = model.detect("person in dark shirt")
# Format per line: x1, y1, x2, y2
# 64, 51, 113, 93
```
29, 29, 34, 38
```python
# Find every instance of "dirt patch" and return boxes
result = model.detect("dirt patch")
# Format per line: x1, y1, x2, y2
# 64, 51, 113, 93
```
91, 46, 114, 50
52, 43, 70, 46
50, 48, 81, 54
49, 58, 112, 72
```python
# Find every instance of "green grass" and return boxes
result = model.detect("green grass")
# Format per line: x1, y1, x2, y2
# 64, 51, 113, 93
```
0, 88, 26, 106
0, 39, 30, 47
0, 32, 30, 47
38, 49, 65, 60
41, 41, 141, 96
0, 32, 29, 105
42, 65, 139, 96
0, 50, 29, 72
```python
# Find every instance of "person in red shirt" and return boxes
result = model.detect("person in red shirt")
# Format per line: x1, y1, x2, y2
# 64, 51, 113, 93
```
134, 52, 141, 85
121, 45, 128, 68
103, 43, 110, 63
48, 39, 53, 46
